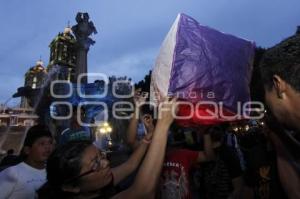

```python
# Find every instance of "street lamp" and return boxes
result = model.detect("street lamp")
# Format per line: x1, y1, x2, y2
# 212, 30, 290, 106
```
98, 122, 113, 135
96, 122, 113, 150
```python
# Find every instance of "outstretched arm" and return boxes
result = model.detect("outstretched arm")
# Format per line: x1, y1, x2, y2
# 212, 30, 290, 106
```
113, 98, 177, 199
126, 110, 140, 149
126, 89, 147, 149
112, 137, 150, 185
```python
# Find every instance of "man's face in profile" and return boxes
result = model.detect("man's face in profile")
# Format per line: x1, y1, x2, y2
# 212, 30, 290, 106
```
264, 84, 297, 130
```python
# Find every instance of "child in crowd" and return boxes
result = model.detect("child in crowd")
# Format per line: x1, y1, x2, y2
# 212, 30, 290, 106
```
126, 90, 214, 199
202, 126, 243, 199
0, 124, 54, 199
38, 97, 177, 199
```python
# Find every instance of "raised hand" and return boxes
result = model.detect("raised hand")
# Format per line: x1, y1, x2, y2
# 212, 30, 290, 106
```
157, 97, 178, 127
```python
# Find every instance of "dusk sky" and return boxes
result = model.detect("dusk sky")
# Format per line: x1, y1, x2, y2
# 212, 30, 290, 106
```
0, 0, 299, 106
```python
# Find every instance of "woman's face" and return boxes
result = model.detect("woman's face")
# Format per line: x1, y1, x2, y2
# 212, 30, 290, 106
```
78, 145, 113, 192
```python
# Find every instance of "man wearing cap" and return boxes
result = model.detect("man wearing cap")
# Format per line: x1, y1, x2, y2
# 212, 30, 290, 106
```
59, 106, 91, 145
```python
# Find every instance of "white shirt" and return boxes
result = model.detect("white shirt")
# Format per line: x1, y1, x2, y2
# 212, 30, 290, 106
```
0, 162, 46, 199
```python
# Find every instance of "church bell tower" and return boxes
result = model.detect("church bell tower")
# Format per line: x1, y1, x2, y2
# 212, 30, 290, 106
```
47, 25, 77, 82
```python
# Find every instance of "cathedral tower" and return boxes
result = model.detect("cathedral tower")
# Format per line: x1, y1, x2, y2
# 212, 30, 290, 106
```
20, 60, 47, 108
47, 25, 77, 82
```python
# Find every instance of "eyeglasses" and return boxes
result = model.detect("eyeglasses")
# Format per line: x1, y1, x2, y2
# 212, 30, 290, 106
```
64, 151, 107, 184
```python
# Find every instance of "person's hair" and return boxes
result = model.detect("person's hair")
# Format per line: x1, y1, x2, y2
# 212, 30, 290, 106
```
38, 141, 92, 198
140, 104, 157, 127
23, 124, 53, 147
168, 126, 186, 147
208, 126, 225, 143
71, 105, 86, 117
259, 29, 300, 92
7, 149, 14, 155
140, 104, 155, 118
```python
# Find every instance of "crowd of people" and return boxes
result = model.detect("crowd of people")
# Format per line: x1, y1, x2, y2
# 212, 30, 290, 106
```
0, 28, 299, 199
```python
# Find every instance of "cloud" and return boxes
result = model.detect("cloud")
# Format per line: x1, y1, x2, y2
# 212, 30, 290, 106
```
90, 47, 158, 82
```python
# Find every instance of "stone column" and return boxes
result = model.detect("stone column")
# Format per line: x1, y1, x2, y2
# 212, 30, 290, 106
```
72, 12, 97, 84
75, 47, 88, 83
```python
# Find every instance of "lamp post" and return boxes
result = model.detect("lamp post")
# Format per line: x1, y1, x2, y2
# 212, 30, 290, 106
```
96, 122, 113, 150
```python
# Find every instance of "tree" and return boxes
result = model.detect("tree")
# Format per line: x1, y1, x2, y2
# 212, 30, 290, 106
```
250, 47, 266, 103
135, 70, 152, 93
